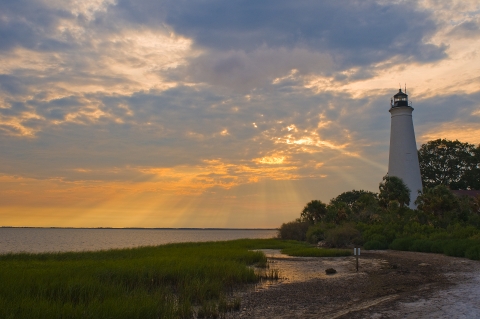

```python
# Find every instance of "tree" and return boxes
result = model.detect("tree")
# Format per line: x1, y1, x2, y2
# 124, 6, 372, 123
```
325, 201, 351, 224
418, 139, 480, 190
300, 200, 327, 224
378, 175, 410, 208
415, 185, 459, 220
464, 146, 480, 190
352, 193, 381, 222
278, 219, 310, 241
329, 190, 378, 208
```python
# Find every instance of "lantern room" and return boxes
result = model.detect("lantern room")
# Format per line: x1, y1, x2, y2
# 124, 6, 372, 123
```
391, 88, 409, 107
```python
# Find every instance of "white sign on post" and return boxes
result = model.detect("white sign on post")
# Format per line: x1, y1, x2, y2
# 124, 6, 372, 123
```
354, 247, 360, 271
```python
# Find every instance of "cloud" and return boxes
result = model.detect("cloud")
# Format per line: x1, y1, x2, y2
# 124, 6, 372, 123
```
165, 0, 445, 62
169, 48, 334, 92
152, 0, 448, 91
0, 0, 479, 227
0, 82, 390, 189
448, 20, 480, 38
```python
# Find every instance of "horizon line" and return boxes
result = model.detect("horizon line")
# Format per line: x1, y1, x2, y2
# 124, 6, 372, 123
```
0, 226, 278, 230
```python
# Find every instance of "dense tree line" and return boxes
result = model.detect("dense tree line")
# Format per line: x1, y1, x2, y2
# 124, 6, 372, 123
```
279, 139, 480, 260
418, 139, 480, 190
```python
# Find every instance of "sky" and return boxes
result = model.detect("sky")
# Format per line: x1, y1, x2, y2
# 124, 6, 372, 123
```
1, 0, 480, 228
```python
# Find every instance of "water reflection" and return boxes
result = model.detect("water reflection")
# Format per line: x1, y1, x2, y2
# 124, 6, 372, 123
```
254, 249, 376, 291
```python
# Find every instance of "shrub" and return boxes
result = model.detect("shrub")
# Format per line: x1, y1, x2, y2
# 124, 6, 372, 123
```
410, 239, 433, 253
306, 223, 335, 244
429, 240, 446, 254
306, 224, 324, 244
467, 214, 480, 228
324, 224, 361, 248
389, 238, 414, 251
465, 245, 480, 260
443, 239, 472, 257
364, 233, 388, 245
429, 232, 450, 240
450, 225, 480, 239
278, 220, 310, 241
364, 240, 388, 250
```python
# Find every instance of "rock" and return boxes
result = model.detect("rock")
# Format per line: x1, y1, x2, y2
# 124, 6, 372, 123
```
325, 268, 337, 275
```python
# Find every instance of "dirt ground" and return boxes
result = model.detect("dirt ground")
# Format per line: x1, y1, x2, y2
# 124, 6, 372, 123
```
225, 250, 480, 318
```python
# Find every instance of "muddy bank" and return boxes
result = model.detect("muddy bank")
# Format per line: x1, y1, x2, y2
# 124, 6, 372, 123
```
226, 250, 480, 318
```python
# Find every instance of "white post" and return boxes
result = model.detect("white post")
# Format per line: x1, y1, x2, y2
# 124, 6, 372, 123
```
354, 248, 359, 271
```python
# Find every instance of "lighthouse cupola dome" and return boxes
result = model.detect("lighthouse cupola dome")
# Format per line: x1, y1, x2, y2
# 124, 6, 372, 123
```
391, 89, 409, 107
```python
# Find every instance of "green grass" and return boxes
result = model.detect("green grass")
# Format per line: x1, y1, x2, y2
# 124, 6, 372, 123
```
0, 238, 345, 318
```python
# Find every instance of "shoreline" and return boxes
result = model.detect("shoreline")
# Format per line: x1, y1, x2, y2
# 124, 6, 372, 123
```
227, 250, 480, 318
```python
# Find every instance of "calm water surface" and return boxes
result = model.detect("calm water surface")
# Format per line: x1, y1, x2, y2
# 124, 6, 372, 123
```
0, 228, 277, 254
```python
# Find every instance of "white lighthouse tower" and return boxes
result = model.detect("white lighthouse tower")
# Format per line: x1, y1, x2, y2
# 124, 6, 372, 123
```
388, 88, 423, 208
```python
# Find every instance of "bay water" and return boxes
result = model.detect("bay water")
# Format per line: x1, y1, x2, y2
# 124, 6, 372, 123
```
0, 228, 277, 254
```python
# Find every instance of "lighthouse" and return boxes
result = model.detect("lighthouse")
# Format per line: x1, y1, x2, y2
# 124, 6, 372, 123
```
388, 88, 423, 208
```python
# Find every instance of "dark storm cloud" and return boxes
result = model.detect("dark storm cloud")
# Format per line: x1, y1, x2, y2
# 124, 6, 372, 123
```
162, 0, 445, 65
0, 0, 451, 72
0, 0, 448, 94
131, 0, 448, 91
0, 0, 75, 52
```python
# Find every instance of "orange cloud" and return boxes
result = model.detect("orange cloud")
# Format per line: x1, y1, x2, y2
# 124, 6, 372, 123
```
419, 123, 480, 145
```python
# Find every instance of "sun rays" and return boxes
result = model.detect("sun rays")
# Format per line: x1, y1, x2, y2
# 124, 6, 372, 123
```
1, 0, 479, 228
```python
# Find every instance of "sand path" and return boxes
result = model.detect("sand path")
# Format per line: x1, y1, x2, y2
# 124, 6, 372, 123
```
361, 269, 480, 318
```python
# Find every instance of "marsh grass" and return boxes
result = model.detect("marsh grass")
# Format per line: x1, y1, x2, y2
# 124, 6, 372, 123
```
261, 268, 280, 280
0, 238, 325, 318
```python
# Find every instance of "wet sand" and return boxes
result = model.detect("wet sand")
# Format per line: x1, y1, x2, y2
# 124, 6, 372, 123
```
226, 250, 480, 318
